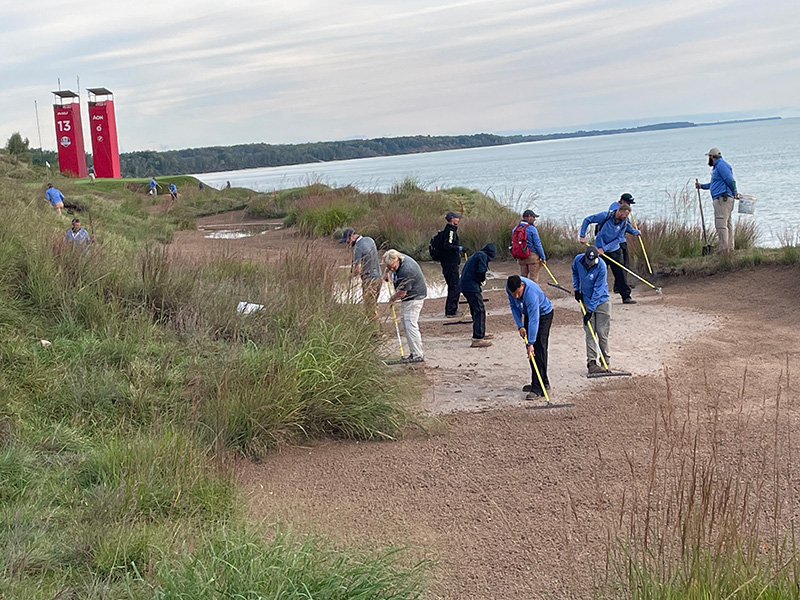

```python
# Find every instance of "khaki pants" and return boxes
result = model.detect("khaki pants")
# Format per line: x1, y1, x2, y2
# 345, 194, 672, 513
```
518, 254, 542, 282
401, 299, 425, 359
361, 278, 380, 321
584, 300, 611, 365
713, 195, 735, 253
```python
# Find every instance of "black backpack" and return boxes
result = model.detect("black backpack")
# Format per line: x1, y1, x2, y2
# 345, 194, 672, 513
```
594, 210, 614, 237
429, 230, 446, 261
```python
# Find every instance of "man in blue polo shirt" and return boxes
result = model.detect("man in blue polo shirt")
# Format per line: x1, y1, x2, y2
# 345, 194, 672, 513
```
579, 203, 640, 304
695, 147, 740, 253
45, 183, 65, 216
512, 210, 547, 283
506, 275, 553, 400
572, 245, 610, 374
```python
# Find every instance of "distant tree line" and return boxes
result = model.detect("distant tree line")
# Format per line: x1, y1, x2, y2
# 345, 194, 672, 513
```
18, 118, 778, 177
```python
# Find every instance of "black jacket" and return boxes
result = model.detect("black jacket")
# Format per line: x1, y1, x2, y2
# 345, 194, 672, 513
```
440, 223, 461, 265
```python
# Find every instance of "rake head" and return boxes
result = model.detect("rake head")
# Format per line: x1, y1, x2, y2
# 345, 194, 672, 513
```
526, 401, 574, 410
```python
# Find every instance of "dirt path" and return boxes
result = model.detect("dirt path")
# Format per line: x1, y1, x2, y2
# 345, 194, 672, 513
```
175, 217, 800, 598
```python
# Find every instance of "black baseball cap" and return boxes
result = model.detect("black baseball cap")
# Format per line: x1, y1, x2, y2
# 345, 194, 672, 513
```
445, 211, 461, 221
584, 245, 599, 261
620, 193, 635, 204
522, 209, 539, 218
339, 227, 355, 243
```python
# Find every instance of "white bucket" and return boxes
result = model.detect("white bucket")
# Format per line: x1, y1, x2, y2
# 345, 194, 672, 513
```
738, 194, 756, 215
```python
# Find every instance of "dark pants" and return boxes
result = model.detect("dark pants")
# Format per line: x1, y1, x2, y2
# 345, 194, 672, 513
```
442, 261, 461, 316
613, 242, 629, 293
462, 291, 485, 339
524, 310, 552, 393
603, 248, 631, 301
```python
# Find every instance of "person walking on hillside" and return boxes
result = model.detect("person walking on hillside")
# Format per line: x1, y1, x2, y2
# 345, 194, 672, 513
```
440, 211, 465, 318
572, 245, 611, 374
88, 166, 96, 183
384, 249, 427, 363
511, 210, 547, 283
341, 227, 381, 321
64, 218, 92, 250
168, 183, 178, 200
695, 147, 740, 253
459, 243, 496, 348
506, 275, 554, 400
579, 203, 640, 304
607, 193, 635, 268
45, 183, 65, 216
149, 177, 158, 196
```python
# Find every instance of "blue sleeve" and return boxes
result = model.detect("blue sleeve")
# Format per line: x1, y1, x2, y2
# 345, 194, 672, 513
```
525, 293, 541, 341
507, 290, 523, 330
625, 221, 639, 236
528, 226, 546, 261
700, 183, 710, 190
716, 161, 737, 194
586, 261, 607, 311
571, 257, 580, 291
579, 211, 606, 237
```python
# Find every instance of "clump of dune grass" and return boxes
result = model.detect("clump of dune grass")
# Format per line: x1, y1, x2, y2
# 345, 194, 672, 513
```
607, 369, 799, 599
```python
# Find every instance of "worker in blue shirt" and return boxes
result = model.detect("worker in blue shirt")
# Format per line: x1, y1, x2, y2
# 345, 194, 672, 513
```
64, 218, 91, 250
45, 183, 65, 216
695, 147, 740, 253
572, 245, 610, 374
506, 275, 553, 400
607, 193, 635, 269
579, 203, 640, 304
169, 183, 178, 200
149, 178, 158, 196
512, 209, 547, 282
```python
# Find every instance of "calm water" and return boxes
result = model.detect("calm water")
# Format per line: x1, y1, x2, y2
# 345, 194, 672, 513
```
197, 118, 800, 247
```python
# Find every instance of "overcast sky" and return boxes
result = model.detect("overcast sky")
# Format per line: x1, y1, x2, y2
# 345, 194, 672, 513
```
2, 0, 798, 152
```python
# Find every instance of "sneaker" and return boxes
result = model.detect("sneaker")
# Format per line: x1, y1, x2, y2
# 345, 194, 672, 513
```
587, 361, 605, 374
526, 390, 544, 400
622, 297, 637, 305
522, 384, 532, 392
445, 313, 460, 319
470, 338, 492, 348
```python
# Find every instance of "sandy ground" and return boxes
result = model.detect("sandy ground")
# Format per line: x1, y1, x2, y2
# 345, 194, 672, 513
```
180, 214, 800, 599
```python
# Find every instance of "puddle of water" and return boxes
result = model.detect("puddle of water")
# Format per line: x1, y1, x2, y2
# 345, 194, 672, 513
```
200, 222, 283, 239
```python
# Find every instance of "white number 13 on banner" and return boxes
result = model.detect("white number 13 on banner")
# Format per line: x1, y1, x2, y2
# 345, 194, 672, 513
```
57, 121, 72, 132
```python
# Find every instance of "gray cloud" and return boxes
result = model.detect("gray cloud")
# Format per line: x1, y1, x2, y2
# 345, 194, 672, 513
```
2, 0, 798, 151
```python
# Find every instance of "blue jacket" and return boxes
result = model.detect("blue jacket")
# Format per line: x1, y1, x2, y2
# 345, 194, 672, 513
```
580, 210, 639, 253
506, 277, 553, 341
460, 244, 496, 293
571, 254, 609, 312
512, 221, 546, 261
45, 187, 64, 205
700, 157, 737, 198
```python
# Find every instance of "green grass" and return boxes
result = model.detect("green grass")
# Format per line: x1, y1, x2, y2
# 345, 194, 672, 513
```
0, 156, 426, 599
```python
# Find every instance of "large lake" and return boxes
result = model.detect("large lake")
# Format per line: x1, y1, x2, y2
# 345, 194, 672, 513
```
197, 118, 800, 247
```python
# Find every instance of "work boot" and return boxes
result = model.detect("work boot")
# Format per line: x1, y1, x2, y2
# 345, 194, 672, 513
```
470, 338, 492, 348
622, 297, 637, 305
525, 390, 544, 400
587, 361, 605, 374
522, 384, 532, 392
483, 334, 494, 340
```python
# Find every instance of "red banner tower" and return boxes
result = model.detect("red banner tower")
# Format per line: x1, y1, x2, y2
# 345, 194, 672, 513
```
87, 88, 121, 178
52, 90, 87, 177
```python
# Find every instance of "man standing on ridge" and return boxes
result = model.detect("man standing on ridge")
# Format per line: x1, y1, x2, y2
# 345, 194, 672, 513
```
168, 183, 178, 201
695, 147, 740, 253
506, 275, 554, 400
572, 245, 611, 375
149, 177, 158, 196
440, 211, 464, 318
341, 227, 381, 321
459, 243, 496, 348
45, 183, 65, 216
511, 210, 546, 283
579, 203, 640, 304
383, 249, 427, 363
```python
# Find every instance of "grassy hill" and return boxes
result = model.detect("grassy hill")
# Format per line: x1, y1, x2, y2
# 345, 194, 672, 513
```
0, 157, 427, 599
